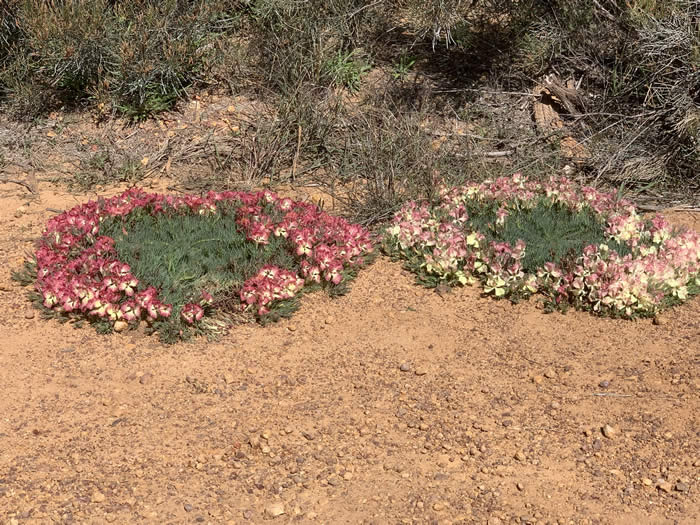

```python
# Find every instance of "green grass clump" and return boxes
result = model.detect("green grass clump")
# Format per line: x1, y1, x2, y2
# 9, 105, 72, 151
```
463, 199, 633, 272
99, 206, 298, 322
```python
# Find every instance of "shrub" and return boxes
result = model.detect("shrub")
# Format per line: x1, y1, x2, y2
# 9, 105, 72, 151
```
15, 188, 374, 342
0, 0, 244, 118
384, 173, 700, 317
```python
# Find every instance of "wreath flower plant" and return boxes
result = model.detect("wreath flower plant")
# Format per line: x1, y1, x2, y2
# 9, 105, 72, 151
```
383, 173, 700, 318
16, 188, 374, 342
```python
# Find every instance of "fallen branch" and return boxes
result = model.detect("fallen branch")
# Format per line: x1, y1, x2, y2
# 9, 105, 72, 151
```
0, 178, 36, 193
483, 150, 513, 158
592, 392, 633, 398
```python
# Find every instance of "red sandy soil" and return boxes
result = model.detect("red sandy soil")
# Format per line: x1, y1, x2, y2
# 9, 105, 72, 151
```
0, 182, 698, 525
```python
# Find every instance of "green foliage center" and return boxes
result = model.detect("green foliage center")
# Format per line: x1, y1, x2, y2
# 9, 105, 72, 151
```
99, 209, 297, 310
465, 199, 632, 272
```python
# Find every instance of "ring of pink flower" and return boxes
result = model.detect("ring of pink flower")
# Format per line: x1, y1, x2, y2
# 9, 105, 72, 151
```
386, 174, 700, 317
34, 188, 374, 329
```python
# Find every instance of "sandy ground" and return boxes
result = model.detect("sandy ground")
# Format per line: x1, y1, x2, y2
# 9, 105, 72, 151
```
0, 183, 698, 525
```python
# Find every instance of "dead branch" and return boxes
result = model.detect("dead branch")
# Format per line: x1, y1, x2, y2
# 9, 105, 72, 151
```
0, 178, 36, 193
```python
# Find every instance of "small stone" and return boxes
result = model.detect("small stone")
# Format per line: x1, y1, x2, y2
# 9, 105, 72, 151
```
92, 491, 106, 503
599, 379, 610, 388
399, 363, 411, 372
343, 471, 353, 481
302, 431, 315, 441
544, 368, 556, 379
516, 482, 524, 491
641, 478, 653, 486
184, 503, 193, 512
657, 481, 673, 493
653, 315, 666, 326
602, 424, 616, 439
14, 206, 27, 218
414, 367, 428, 376
675, 481, 690, 493
437, 454, 450, 467
324, 316, 334, 325
242, 510, 253, 519
139, 373, 153, 385
265, 502, 285, 517
487, 518, 503, 525
306, 512, 317, 519
113, 320, 129, 333
514, 451, 526, 462
287, 325, 297, 332
223, 373, 235, 385
663, 431, 673, 440
532, 375, 544, 385
432, 502, 446, 512
24, 310, 35, 319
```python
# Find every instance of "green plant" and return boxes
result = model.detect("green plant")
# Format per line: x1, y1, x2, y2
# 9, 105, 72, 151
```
323, 49, 371, 92
20, 187, 374, 343
99, 207, 299, 325
463, 198, 632, 272
384, 173, 700, 317
392, 54, 417, 80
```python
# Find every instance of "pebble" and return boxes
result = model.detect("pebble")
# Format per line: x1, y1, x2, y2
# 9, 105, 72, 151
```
92, 491, 106, 503
343, 471, 353, 481
487, 518, 503, 525
432, 502, 446, 512
414, 367, 428, 376
223, 373, 235, 384
602, 424, 616, 439
139, 373, 153, 385
641, 478, 653, 486
287, 325, 297, 332
113, 320, 129, 332
302, 431, 315, 441
599, 380, 610, 388
399, 363, 411, 372
24, 310, 35, 319
514, 451, 526, 462
265, 502, 285, 517
657, 481, 673, 493
516, 482, 524, 491
184, 503, 193, 512
544, 368, 556, 379
675, 481, 689, 493
532, 375, 544, 385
